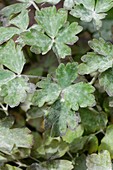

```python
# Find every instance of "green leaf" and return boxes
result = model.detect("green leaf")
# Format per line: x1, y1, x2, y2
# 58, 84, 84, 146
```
99, 68, 113, 96
74, 154, 87, 170
0, 27, 20, 44
86, 135, 98, 154
0, 3, 29, 18
0, 40, 25, 74
1, 77, 30, 107
62, 82, 95, 111
9, 9, 29, 31
79, 108, 107, 134
54, 22, 83, 58
86, 150, 112, 170
0, 69, 15, 86
99, 125, 113, 158
0, 155, 7, 167
0, 121, 33, 155
70, 0, 113, 30
21, 29, 52, 55
56, 62, 78, 88
79, 38, 113, 75
1, 164, 23, 170
35, 6, 67, 38
46, 101, 81, 135
62, 125, 84, 143
41, 160, 74, 170
63, 0, 75, 10
32, 77, 61, 107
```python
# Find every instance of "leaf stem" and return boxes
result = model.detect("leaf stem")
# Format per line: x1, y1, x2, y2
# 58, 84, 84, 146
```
0, 104, 9, 116
31, 1, 39, 11
22, 74, 46, 79
89, 72, 99, 85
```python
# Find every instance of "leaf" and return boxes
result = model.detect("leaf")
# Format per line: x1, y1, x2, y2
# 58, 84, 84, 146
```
79, 108, 107, 134
9, 9, 29, 31
86, 150, 112, 170
32, 77, 61, 107
62, 82, 95, 111
0, 155, 7, 166
99, 68, 113, 96
0, 123, 33, 155
74, 154, 87, 170
70, 0, 113, 30
99, 125, 113, 158
0, 3, 29, 18
21, 29, 53, 55
79, 38, 113, 75
86, 135, 98, 154
56, 62, 78, 88
1, 77, 30, 107
46, 101, 81, 135
62, 125, 84, 143
1, 164, 23, 170
0, 40, 25, 74
54, 22, 83, 58
63, 0, 75, 10
0, 69, 15, 86
41, 160, 74, 170
0, 27, 20, 44
35, 6, 67, 38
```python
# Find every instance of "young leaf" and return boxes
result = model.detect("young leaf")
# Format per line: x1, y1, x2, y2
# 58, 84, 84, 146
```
32, 77, 61, 107
70, 0, 113, 29
35, 6, 67, 38
0, 40, 25, 74
99, 125, 113, 158
86, 150, 112, 170
0, 69, 16, 86
99, 68, 113, 96
62, 82, 95, 111
79, 38, 113, 75
0, 27, 20, 44
1, 77, 30, 107
9, 9, 29, 31
56, 62, 78, 88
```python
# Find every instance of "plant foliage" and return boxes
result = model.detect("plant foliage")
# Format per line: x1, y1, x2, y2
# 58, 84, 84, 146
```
0, 0, 113, 169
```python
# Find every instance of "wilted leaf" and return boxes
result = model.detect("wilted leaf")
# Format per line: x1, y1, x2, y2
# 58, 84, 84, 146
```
0, 69, 15, 86
0, 40, 25, 74
56, 62, 78, 88
86, 150, 112, 170
79, 38, 113, 74
1, 77, 30, 107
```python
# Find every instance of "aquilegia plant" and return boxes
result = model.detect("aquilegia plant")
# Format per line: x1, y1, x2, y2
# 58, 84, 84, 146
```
0, 0, 113, 169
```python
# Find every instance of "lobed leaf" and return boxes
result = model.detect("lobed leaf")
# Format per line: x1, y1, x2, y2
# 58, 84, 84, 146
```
86, 150, 112, 170
0, 40, 25, 74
